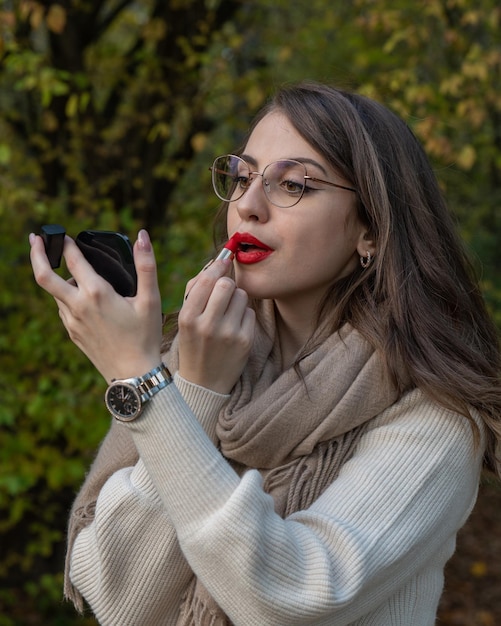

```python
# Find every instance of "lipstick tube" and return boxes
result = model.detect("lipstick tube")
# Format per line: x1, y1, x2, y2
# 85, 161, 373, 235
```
215, 235, 238, 261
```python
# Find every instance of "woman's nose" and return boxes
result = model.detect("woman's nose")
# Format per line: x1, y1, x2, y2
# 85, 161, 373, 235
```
235, 175, 269, 221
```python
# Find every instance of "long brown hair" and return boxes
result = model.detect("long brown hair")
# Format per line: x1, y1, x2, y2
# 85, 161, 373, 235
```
211, 81, 501, 473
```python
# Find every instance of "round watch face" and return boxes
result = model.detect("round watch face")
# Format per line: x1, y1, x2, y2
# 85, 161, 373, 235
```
105, 382, 142, 421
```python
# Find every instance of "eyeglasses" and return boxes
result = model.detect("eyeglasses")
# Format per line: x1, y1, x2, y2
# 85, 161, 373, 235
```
210, 154, 357, 208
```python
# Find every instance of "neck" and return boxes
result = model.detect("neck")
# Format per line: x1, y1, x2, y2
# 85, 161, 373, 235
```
274, 301, 317, 370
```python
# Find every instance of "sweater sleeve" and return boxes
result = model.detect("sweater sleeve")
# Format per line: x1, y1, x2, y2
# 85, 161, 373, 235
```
69, 375, 230, 626
123, 385, 484, 626
171, 372, 230, 444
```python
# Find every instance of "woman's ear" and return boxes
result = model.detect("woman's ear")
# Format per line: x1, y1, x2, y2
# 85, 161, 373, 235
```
356, 229, 376, 259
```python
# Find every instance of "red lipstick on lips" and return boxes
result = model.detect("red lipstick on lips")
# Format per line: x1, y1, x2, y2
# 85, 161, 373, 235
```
231, 232, 273, 265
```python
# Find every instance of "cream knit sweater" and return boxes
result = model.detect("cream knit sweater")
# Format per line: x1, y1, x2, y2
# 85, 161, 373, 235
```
70, 376, 483, 625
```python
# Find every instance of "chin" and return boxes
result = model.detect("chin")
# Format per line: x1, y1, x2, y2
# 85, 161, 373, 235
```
234, 269, 285, 299
235, 280, 273, 301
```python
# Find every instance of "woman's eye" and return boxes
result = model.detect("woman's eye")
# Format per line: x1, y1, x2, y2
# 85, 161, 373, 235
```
281, 179, 304, 194
235, 175, 250, 189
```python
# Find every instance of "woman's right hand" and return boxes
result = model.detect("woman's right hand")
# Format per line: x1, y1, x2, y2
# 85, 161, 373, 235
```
177, 259, 255, 394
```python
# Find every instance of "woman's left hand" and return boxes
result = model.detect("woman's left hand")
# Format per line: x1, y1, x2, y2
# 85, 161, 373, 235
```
29, 229, 163, 383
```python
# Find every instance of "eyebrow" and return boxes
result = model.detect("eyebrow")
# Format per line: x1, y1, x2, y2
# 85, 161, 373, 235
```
239, 154, 329, 176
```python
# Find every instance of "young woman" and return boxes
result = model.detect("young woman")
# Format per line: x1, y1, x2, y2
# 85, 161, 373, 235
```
30, 82, 501, 625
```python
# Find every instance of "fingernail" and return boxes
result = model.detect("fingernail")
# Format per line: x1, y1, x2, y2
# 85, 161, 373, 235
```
29, 233, 36, 245
138, 229, 151, 251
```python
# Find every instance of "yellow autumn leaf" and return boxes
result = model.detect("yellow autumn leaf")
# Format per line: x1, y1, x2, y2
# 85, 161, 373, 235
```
46, 4, 66, 34
191, 132, 208, 153
440, 74, 463, 97
462, 60, 489, 81
461, 10, 481, 26
456, 144, 476, 170
0, 143, 12, 165
470, 560, 487, 577
278, 46, 293, 63
457, 98, 487, 128
29, 3, 45, 30
147, 122, 170, 142
65, 93, 78, 118
245, 84, 265, 110
142, 18, 167, 42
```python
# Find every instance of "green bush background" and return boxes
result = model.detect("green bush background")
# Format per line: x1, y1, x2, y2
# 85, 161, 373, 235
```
1, 1, 500, 623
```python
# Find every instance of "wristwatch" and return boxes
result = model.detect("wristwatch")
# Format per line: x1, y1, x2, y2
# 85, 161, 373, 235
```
105, 363, 172, 422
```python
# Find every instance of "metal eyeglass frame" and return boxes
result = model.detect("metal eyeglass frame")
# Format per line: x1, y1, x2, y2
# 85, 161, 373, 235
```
209, 154, 357, 208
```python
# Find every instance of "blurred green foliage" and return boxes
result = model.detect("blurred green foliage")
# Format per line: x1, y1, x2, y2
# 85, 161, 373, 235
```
0, 0, 499, 623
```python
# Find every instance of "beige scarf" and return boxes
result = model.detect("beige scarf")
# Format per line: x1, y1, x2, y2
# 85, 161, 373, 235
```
64, 300, 402, 624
